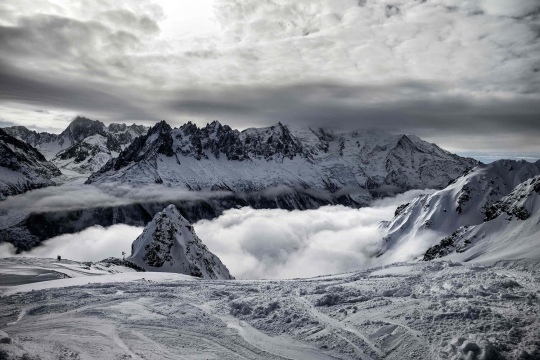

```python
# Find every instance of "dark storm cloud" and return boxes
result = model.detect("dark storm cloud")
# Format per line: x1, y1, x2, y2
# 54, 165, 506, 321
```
0, 0, 539, 157
0, 61, 157, 121
166, 82, 540, 136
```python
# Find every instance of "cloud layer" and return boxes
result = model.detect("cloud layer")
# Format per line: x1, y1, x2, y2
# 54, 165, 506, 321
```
196, 189, 439, 279
0, 0, 538, 157
0, 189, 439, 279
0, 182, 231, 215
0, 224, 142, 262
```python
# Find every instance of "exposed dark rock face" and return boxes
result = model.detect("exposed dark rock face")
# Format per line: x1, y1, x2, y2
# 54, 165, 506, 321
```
422, 174, 540, 262
423, 227, 472, 261
0, 129, 61, 199
127, 204, 234, 279
394, 203, 410, 217
484, 176, 540, 222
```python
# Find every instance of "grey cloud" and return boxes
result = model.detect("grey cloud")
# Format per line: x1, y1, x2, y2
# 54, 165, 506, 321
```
96, 9, 161, 34
0, 224, 142, 262
0, 183, 233, 216
196, 189, 438, 279
0, 14, 142, 75
0, 61, 158, 122
0, 0, 539, 157
165, 81, 540, 153
0, 189, 436, 276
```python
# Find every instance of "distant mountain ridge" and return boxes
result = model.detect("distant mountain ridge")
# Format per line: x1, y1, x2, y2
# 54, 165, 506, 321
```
0, 129, 61, 199
87, 119, 478, 205
0, 117, 478, 252
3, 117, 149, 174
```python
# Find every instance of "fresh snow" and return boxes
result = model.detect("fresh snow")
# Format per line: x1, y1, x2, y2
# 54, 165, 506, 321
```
1, 257, 539, 359
426, 175, 540, 264
381, 160, 540, 255
87, 120, 477, 206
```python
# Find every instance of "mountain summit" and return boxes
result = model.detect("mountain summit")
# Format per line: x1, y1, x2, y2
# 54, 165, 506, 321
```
127, 204, 234, 280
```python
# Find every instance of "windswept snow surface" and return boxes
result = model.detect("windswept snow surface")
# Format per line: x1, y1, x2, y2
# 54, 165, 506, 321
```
1, 258, 539, 359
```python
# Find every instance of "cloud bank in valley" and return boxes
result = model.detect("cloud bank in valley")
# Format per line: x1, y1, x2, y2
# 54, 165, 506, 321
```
0, 182, 232, 215
196, 189, 440, 279
0, 189, 439, 279
0, 224, 143, 262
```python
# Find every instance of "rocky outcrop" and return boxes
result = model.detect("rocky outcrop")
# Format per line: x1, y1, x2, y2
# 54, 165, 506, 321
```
0, 129, 61, 199
127, 205, 234, 280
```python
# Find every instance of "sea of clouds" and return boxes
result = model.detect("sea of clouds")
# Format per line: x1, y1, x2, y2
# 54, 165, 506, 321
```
0, 189, 441, 279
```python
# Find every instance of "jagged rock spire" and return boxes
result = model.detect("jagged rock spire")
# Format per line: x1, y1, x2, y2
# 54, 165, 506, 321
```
127, 205, 234, 280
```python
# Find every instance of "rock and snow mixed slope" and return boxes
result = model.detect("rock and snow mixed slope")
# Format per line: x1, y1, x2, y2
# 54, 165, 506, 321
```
51, 134, 116, 174
127, 204, 234, 280
380, 160, 540, 254
0, 129, 61, 200
1, 258, 539, 359
87, 120, 477, 205
424, 175, 540, 262
3, 117, 148, 173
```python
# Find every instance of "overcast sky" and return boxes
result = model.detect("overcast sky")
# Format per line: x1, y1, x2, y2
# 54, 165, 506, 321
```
0, 0, 538, 159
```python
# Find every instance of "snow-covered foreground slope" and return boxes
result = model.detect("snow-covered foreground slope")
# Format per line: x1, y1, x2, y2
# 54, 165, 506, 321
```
128, 205, 234, 279
424, 175, 540, 263
1, 258, 539, 359
0, 129, 61, 200
380, 160, 540, 254
87, 120, 477, 205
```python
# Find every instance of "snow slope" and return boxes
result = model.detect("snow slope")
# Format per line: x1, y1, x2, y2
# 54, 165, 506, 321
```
127, 204, 234, 280
424, 175, 540, 263
87, 121, 477, 205
51, 134, 115, 174
380, 160, 540, 254
0, 129, 61, 200
1, 258, 539, 359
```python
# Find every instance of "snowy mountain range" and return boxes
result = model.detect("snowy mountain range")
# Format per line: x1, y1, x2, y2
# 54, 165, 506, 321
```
0, 117, 481, 252
127, 204, 233, 279
87, 120, 478, 206
0, 129, 61, 200
3, 117, 148, 174
380, 159, 540, 262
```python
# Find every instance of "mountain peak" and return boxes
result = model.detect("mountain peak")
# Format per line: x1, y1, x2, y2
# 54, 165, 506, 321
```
127, 205, 234, 280
150, 120, 172, 133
